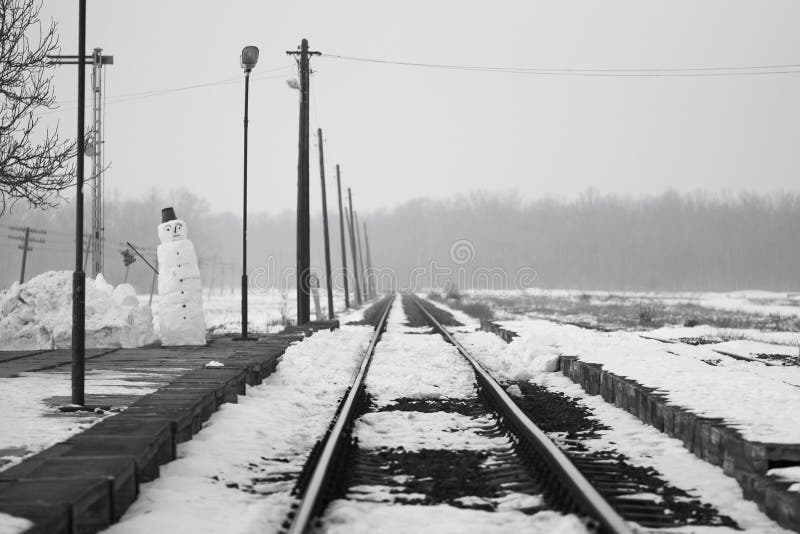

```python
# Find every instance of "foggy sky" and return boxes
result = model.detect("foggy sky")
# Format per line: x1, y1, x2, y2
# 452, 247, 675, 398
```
39, 1, 800, 216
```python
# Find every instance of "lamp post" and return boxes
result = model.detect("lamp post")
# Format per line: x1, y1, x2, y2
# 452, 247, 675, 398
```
237, 45, 259, 341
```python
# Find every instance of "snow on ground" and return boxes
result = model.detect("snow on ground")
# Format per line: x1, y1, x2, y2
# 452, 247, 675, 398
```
490, 319, 800, 443
320, 501, 588, 534
365, 300, 475, 406
0, 369, 167, 471
457, 330, 790, 533
485, 288, 800, 318
355, 411, 508, 451
0, 512, 32, 534
325, 296, 589, 533
102, 325, 374, 534
646, 325, 800, 347
200, 290, 351, 335
0, 271, 155, 350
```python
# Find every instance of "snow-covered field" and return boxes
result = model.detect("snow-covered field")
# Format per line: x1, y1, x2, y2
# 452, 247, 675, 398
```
467, 288, 800, 319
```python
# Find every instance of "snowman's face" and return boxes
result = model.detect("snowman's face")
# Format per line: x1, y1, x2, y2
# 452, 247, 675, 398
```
158, 219, 189, 243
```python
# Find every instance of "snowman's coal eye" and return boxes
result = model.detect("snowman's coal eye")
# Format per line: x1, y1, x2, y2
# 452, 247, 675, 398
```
164, 225, 171, 232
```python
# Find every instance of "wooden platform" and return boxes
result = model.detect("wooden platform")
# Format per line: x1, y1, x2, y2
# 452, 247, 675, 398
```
0, 320, 338, 534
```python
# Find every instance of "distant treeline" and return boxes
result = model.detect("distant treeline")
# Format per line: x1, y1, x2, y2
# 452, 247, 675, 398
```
2, 189, 799, 292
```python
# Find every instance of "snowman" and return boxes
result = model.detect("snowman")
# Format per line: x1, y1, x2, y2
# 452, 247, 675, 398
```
157, 207, 206, 345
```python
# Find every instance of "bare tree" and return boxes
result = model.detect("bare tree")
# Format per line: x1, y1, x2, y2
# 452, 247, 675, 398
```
0, 0, 75, 215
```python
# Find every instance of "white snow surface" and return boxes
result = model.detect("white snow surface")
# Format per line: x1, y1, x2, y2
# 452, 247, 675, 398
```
355, 411, 509, 452
0, 369, 164, 470
0, 271, 156, 349
458, 330, 790, 533
0, 512, 32, 534
320, 501, 589, 534
365, 298, 476, 406
102, 325, 374, 534
492, 319, 800, 443
478, 288, 800, 318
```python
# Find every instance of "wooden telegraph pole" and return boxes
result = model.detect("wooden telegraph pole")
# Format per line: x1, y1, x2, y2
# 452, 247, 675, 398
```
354, 211, 367, 301
364, 221, 375, 299
336, 165, 350, 308
287, 39, 319, 325
347, 188, 362, 305
317, 129, 334, 319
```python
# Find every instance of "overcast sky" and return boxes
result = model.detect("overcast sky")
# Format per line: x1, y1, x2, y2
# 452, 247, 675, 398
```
39, 1, 800, 216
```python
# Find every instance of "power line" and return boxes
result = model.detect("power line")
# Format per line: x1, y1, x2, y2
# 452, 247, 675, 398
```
319, 53, 800, 77
42, 65, 295, 115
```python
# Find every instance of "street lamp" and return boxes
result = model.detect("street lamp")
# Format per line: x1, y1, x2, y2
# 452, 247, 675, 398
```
236, 45, 258, 341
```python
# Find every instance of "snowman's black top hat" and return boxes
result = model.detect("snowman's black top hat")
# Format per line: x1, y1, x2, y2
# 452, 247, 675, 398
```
161, 207, 177, 223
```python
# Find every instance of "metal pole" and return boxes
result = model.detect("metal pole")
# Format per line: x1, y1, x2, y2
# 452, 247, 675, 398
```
91, 47, 103, 277
354, 211, 366, 301
19, 227, 30, 284
72, 0, 87, 406
347, 189, 362, 305
317, 129, 334, 319
336, 165, 350, 309
240, 69, 252, 339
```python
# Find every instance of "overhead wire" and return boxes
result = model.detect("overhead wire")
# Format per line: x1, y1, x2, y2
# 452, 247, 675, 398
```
42, 64, 295, 115
319, 54, 800, 77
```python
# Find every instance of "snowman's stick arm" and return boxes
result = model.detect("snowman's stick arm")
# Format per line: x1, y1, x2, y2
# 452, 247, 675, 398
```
126, 241, 159, 275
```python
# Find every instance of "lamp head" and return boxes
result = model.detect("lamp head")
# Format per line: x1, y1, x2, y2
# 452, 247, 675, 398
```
240, 46, 259, 72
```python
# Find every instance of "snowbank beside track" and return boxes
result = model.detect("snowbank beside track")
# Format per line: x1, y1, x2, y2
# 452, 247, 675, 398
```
0, 271, 156, 349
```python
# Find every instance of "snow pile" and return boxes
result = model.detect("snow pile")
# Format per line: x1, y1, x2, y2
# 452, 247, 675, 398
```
0, 271, 156, 349
458, 330, 559, 382
0, 512, 32, 534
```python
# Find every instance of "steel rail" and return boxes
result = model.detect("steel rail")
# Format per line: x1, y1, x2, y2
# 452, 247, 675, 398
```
413, 297, 632, 534
284, 295, 395, 534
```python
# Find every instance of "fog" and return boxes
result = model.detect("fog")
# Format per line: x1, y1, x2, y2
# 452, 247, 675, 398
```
2, 188, 798, 293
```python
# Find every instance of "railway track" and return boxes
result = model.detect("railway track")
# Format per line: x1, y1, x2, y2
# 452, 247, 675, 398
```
281, 294, 632, 533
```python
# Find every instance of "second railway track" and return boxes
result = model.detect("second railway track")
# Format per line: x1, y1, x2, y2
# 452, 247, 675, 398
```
282, 294, 632, 533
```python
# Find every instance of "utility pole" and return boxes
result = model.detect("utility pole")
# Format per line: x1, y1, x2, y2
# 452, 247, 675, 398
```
364, 221, 375, 298
354, 211, 367, 301
317, 129, 334, 319
347, 188, 362, 305
73, 0, 87, 406
336, 166, 350, 308
287, 39, 320, 325
7, 226, 46, 284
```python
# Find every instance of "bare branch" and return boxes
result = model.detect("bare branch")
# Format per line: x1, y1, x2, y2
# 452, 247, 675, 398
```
0, 0, 75, 215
